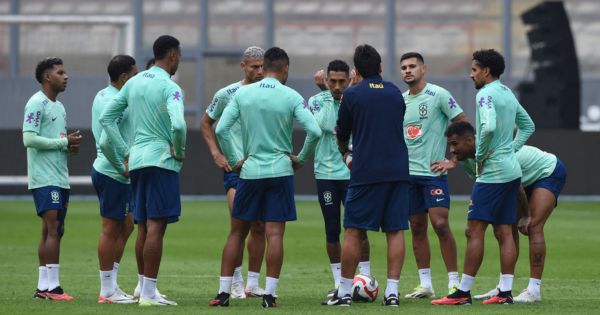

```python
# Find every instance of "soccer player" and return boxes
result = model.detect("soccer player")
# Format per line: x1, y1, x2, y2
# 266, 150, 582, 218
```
432, 49, 535, 306
91, 55, 138, 304
24, 57, 81, 301
209, 47, 321, 308
201, 46, 266, 298
399, 52, 466, 298
324, 44, 410, 307
438, 121, 567, 303
100, 35, 186, 307
308, 60, 372, 297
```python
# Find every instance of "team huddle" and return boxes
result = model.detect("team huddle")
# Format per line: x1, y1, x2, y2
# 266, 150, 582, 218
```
22, 34, 566, 308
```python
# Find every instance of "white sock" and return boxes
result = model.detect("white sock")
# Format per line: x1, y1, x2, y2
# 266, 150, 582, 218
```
219, 276, 232, 294
458, 274, 474, 292
100, 270, 114, 297
233, 266, 244, 284
46, 264, 60, 291
499, 274, 514, 292
141, 277, 157, 299
448, 271, 460, 288
527, 278, 541, 295
358, 261, 371, 276
338, 277, 353, 297
384, 279, 399, 297
112, 262, 120, 289
418, 268, 432, 289
330, 263, 341, 287
137, 274, 144, 288
246, 271, 260, 290
37, 266, 49, 291
496, 272, 502, 288
265, 277, 279, 296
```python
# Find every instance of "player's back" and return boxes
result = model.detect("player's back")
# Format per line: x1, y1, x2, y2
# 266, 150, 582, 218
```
516, 145, 557, 187
233, 77, 304, 178
338, 75, 409, 186
119, 66, 186, 172
475, 80, 522, 182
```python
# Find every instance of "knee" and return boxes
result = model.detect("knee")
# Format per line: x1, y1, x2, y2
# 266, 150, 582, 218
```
528, 222, 544, 236
409, 219, 427, 236
431, 220, 450, 238
250, 221, 265, 235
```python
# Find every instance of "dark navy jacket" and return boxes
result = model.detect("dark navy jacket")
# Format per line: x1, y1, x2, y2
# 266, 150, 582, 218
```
336, 74, 409, 186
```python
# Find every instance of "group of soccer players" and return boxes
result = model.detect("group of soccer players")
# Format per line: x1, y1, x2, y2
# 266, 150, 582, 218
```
22, 33, 566, 308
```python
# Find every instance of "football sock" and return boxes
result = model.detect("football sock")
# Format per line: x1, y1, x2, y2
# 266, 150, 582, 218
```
100, 270, 114, 297
499, 274, 514, 293
527, 278, 541, 295
448, 271, 460, 288
265, 277, 279, 296
233, 266, 243, 284
338, 277, 353, 297
141, 277, 157, 299
137, 274, 144, 289
219, 276, 232, 294
385, 279, 399, 297
330, 263, 341, 287
418, 268, 432, 289
458, 274, 474, 292
37, 266, 48, 291
358, 261, 371, 276
46, 264, 60, 291
112, 262, 120, 289
246, 271, 260, 290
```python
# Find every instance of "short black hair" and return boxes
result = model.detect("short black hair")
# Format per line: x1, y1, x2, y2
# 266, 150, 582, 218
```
263, 47, 289, 71
35, 57, 63, 83
400, 52, 424, 63
445, 121, 476, 138
145, 58, 155, 70
327, 59, 350, 75
153, 35, 180, 60
472, 49, 505, 78
353, 44, 381, 78
107, 55, 136, 82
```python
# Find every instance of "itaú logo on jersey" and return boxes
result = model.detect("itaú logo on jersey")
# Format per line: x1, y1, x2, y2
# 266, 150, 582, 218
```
406, 124, 422, 140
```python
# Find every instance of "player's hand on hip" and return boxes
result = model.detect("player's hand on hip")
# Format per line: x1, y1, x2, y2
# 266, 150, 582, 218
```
170, 144, 184, 162
431, 159, 455, 173
213, 152, 232, 172
122, 158, 130, 178
232, 158, 247, 173
289, 154, 302, 170
517, 216, 531, 236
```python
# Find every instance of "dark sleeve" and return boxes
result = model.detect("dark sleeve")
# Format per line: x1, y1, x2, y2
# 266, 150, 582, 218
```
336, 90, 352, 142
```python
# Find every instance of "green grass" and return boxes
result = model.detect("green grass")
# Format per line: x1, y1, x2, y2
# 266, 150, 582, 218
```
0, 199, 599, 314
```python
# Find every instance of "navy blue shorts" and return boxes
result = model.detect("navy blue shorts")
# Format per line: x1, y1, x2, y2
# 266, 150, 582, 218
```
344, 181, 410, 232
223, 171, 240, 193
409, 175, 451, 215
469, 178, 521, 225
31, 186, 69, 222
91, 168, 131, 221
130, 167, 181, 224
232, 176, 296, 222
316, 179, 349, 243
525, 159, 567, 204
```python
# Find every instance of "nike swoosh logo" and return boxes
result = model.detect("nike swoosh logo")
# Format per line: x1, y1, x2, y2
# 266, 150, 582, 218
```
52, 117, 57, 121
468, 210, 473, 213
436, 198, 444, 202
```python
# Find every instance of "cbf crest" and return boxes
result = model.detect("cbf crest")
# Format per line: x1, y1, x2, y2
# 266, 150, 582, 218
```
51, 190, 60, 204
323, 191, 333, 205
419, 103, 428, 119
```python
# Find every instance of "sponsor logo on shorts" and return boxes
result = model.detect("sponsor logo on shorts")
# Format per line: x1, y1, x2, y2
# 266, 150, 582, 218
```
430, 188, 444, 196
323, 191, 333, 205
50, 191, 60, 204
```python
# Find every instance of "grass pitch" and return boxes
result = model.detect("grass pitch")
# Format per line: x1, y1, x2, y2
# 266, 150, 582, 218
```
0, 199, 599, 314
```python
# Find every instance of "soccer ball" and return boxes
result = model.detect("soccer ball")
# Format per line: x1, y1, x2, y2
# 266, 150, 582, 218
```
351, 274, 379, 302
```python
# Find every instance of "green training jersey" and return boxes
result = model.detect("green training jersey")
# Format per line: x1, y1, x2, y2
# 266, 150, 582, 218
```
92, 85, 132, 184
403, 83, 463, 177
308, 90, 350, 180
516, 145, 557, 187
475, 80, 535, 183
460, 145, 556, 187
22, 91, 69, 189
206, 81, 244, 163
216, 77, 322, 179
100, 66, 187, 173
